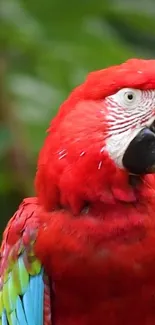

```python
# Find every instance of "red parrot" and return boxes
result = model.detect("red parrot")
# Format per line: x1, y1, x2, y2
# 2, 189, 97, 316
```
1, 58, 155, 325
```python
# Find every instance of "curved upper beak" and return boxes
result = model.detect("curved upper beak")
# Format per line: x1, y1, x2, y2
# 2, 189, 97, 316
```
123, 121, 155, 175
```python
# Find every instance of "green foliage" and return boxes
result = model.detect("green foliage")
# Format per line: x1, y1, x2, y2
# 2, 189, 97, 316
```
0, 0, 155, 233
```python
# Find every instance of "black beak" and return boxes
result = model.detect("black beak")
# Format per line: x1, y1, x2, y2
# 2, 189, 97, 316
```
123, 121, 155, 175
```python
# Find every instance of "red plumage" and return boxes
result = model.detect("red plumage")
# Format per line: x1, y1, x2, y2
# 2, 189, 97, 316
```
34, 58, 155, 324
35, 196, 155, 325
2, 58, 155, 324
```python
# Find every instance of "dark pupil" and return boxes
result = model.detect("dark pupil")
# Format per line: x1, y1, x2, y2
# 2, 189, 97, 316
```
127, 93, 133, 100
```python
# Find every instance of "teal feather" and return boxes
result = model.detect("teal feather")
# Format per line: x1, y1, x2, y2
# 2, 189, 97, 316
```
29, 270, 44, 325
37, 271, 44, 325
16, 296, 27, 325
15, 269, 44, 325
2, 311, 8, 325
23, 286, 35, 325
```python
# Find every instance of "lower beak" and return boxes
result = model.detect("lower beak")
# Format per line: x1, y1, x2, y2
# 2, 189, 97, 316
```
123, 123, 155, 175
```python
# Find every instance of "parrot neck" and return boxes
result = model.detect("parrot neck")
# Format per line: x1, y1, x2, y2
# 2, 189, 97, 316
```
77, 173, 155, 218
98, 173, 155, 207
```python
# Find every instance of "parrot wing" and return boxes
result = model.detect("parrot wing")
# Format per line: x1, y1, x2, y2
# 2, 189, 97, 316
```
0, 197, 52, 325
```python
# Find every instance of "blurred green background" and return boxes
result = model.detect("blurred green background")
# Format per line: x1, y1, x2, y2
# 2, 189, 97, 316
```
0, 0, 155, 236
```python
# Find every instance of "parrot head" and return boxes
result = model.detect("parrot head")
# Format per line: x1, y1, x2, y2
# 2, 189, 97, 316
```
35, 58, 155, 214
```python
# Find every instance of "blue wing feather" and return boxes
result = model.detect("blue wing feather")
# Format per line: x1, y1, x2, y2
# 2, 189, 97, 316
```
16, 296, 27, 325
2, 310, 8, 325
23, 285, 35, 325
16, 270, 44, 325
29, 270, 44, 325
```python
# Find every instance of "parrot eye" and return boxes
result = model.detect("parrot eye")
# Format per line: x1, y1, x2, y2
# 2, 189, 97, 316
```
124, 91, 134, 102
123, 89, 137, 105
108, 88, 141, 109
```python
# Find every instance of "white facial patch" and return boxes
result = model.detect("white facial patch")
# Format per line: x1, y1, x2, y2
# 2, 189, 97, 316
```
105, 88, 155, 168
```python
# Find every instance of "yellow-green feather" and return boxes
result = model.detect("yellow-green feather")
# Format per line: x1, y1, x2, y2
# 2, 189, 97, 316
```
0, 244, 42, 324
0, 291, 3, 315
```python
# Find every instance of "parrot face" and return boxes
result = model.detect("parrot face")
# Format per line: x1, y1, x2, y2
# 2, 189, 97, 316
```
105, 88, 155, 174
35, 58, 155, 213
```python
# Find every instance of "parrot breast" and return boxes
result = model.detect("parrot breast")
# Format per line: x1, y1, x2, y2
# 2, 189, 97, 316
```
35, 178, 155, 325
